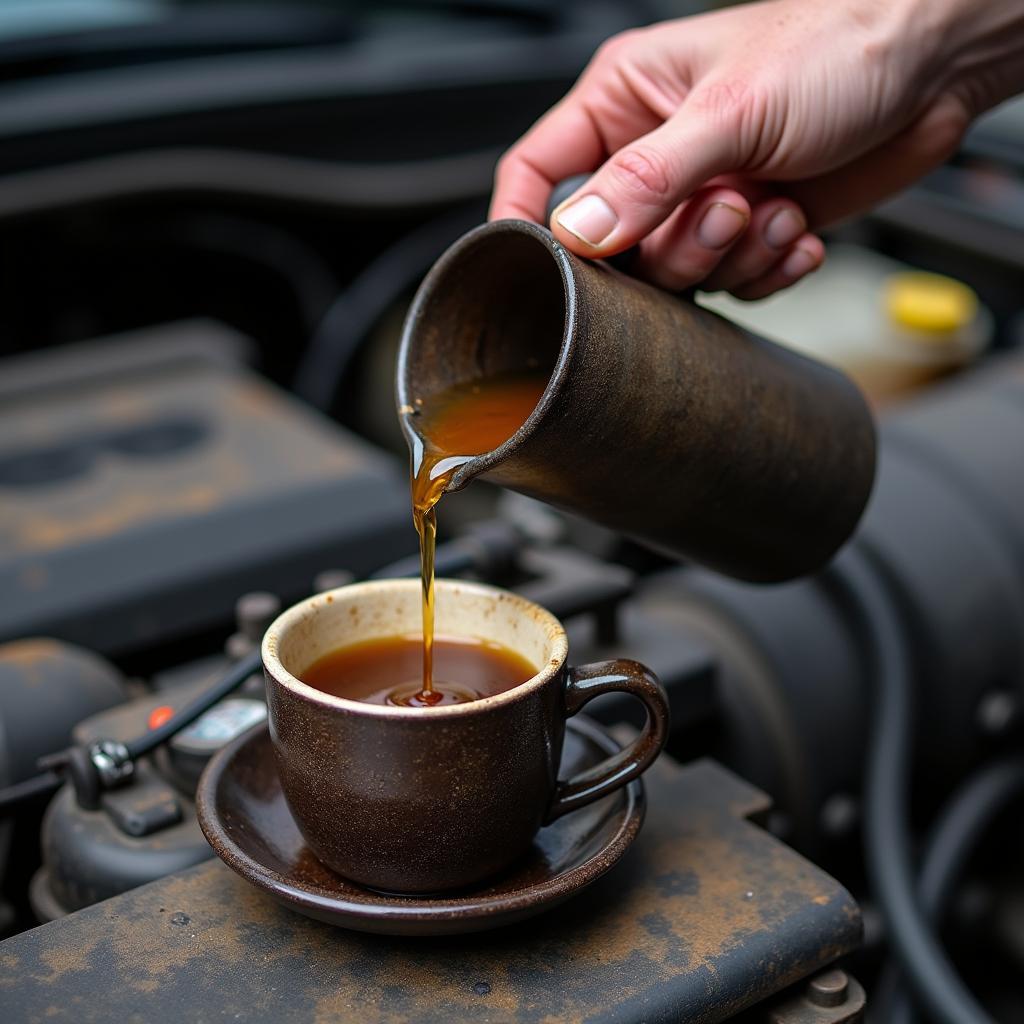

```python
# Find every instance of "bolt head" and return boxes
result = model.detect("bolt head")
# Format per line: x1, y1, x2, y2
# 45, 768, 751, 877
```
807, 968, 848, 1008
235, 592, 281, 642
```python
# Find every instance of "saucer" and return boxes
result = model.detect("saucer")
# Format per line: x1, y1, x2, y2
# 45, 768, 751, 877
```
196, 717, 645, 936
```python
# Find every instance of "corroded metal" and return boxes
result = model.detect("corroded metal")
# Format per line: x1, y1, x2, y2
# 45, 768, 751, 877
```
0, 323, 412, 656
397, 219, 876, 583
0, 755, 861, 1023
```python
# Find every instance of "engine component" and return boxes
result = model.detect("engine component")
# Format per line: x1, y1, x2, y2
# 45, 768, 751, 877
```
634, 352, 1024, 849
27, 667, 276, 922
2, 754, 863, 1024
0, 639, 126, 790
31, 761, 211, 922
0, 638, 127, 932
0, 320, 413, 662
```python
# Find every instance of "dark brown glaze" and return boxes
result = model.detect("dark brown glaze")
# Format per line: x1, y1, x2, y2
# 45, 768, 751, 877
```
396, 219, 877, 583
256, 579, 668, 894
547, 660, 669, 822
196, 717, 645, 935
262, 654, 667, 894
265, 657, 562, 894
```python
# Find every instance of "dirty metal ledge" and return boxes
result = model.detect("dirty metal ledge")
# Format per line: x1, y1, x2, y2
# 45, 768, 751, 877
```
0, 755, 860, 1024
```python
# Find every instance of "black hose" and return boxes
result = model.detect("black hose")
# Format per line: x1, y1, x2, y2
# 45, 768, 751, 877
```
918, 755, 1024, 920
0, 149, 499, 223
154, 212, 339, 336
292, 203, 484, 410
886, 755, 1024, 1024
0, 770, 63, 810
828, 549, 995, 1024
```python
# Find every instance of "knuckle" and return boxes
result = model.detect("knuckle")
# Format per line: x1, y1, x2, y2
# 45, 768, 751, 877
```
494, 147, 527, 188
494, 151, 512, 181
920, 96, 970, 162
608, 145, 675, 201
641, 237, 721, 291
692, 77, 763, 127
731, 284, 767, 302
592, 28, 643, 68
701, 252, 765, 294
666, 253, 721, 289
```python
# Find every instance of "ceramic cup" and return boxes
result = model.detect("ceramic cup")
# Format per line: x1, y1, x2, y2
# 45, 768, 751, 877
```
262, 578, 669, 894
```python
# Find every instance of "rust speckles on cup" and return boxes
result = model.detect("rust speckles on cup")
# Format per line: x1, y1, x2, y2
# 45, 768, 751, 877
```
256, 578, 669, 893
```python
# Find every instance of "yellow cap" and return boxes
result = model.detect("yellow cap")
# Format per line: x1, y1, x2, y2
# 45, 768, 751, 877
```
884, 272, 978, 336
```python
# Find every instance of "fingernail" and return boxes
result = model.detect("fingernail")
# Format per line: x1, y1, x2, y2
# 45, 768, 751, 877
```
764, 208, 805, 249
781, 247, 818, 279
697, 202, 748, 249
556, 194, 618, 247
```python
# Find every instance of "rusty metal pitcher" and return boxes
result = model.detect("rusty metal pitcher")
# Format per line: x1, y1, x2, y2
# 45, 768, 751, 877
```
396, 218, 875, 583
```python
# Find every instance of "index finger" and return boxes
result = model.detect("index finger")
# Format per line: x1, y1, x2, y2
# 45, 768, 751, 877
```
489, 97, 607, 222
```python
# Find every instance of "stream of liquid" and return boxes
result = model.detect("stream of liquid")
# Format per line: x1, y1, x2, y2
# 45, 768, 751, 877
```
404, 369, 549, 706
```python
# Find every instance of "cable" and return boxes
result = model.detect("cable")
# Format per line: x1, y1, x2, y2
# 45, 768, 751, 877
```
886, 755, 1024, 1024
125, 649, 261, 760
0, 149, 498, 224
918, 755, 1024, 918
827, 549, 996, 1024
292, 203, 484, 410
0, 649, 262, 813
0, 770, 63, 810
0, 518, 511, 811
0, 516, 481, 812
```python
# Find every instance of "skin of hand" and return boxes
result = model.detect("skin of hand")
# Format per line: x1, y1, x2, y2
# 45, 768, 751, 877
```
489, 0, 1024, 299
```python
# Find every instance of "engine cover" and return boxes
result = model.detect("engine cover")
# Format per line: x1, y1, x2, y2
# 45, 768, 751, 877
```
0, 320, 412, 659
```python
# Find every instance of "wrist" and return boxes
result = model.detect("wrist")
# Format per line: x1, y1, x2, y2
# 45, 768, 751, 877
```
897, 0, 1024, 114
832, 0, 947, 91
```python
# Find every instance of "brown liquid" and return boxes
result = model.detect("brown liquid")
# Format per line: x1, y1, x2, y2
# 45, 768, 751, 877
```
301, 634, 536, 707
404, 369, 548, 705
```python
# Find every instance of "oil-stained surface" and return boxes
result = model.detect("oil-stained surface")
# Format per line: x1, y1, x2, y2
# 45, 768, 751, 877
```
0, 354, 363, 557
0, 323, 413, 655
0, 756, 861, 1024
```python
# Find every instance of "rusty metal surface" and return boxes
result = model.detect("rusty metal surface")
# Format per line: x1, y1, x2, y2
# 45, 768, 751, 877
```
0, 321, 413, 656
0, 329, 364, 558
397, 219, 876, 583
0, 757, 860, 1023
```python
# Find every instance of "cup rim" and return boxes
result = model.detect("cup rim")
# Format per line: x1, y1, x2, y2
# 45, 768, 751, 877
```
262, 578, 569, 717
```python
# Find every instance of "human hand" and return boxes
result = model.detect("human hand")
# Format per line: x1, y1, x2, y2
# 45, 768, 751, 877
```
490, 0, 1024, 298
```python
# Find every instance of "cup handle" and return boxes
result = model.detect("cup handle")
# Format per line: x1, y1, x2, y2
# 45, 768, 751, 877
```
545, 659, 670, 823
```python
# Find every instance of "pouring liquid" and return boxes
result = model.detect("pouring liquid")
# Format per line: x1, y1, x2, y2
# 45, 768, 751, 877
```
405, 369, 548, 705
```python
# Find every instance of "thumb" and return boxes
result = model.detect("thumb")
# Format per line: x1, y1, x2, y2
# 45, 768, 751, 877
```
550, 103, 739, 257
